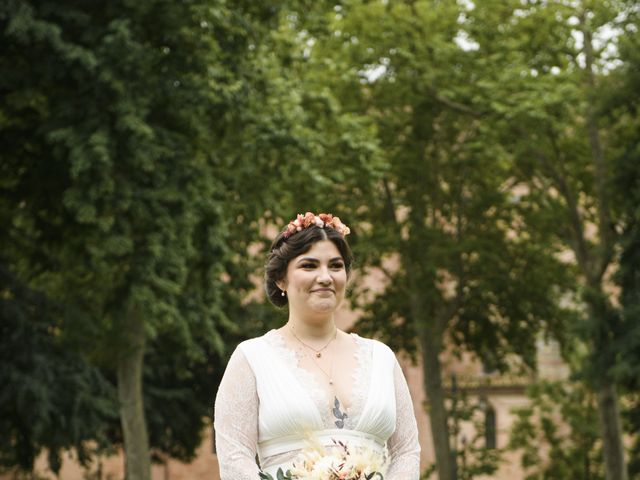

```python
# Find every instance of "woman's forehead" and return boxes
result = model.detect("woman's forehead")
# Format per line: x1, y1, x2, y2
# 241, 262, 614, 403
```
294, 240, 341, 260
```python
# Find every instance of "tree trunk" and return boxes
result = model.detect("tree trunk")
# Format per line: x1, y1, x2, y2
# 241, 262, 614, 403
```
596, 378, 628, 480
405, 244, 454, 480
419, 331, 454, 480
582, 281, 628, 480
117, 310, 151, 480
579, 15, 626, 478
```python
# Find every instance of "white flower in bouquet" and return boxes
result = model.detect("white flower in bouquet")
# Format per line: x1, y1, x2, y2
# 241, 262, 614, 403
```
260, 438, 387, 480
338, 444, 387, 479
310, 455, 339, 479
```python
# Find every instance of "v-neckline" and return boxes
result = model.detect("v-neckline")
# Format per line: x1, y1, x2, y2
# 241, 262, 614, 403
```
265, 329, 366, 428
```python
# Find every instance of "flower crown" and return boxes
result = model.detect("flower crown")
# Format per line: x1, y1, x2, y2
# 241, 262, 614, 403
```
282, 212, 351, 239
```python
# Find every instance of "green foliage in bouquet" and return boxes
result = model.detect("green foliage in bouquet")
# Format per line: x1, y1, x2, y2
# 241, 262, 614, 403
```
259, 467, 294, 480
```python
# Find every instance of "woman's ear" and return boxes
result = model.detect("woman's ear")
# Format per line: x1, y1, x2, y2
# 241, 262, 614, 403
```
276, 280, 287, 292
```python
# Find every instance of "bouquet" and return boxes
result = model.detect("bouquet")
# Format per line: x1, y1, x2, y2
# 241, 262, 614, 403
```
259, 439, 387, 480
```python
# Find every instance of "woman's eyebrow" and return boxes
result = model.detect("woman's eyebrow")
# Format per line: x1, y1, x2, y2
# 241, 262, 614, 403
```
295, 256, 343, 264
296, 257, 319, 264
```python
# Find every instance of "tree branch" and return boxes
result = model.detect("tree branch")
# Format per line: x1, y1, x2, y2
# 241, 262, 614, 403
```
427, 85, 482, 117
582, 17, 616, 281
537, 142, 591, 278
382, 177, 399, 226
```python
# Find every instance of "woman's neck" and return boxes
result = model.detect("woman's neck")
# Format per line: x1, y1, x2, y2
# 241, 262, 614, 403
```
286, 316, 337, 339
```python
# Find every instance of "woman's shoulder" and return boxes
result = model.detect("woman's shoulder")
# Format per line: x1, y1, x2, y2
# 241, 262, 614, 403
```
350, 332, 396, 357
235, 329, 290, 363
235, 330, 274, 353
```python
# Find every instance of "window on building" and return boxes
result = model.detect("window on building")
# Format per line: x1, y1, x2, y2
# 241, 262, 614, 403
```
484, 404, 497, 449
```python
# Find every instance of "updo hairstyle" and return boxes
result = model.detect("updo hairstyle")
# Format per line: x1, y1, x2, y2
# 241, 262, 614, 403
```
265, 225, 354, 308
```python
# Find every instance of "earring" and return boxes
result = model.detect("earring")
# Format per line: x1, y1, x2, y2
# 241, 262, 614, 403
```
281, 290, 286, 297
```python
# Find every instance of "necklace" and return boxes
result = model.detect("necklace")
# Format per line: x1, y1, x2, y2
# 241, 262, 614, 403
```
311, 344, 335, 385
289, 325, 337, 358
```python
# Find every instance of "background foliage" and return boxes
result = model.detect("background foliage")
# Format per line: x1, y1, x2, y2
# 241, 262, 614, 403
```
1, 0, 639, 479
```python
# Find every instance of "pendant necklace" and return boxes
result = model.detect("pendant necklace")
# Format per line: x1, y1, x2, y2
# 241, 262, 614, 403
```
308, 341, 348, 428
289, 325, 337, 358
289, 325, 337, 384
310, 343, 335, 386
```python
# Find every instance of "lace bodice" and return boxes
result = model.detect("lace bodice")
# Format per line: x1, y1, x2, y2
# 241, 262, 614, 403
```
264, 330, 371, 430
214, 330, 420, 479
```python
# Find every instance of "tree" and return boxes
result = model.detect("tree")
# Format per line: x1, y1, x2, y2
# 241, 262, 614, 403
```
0, 267, 117, 475
0, 1, 287, 478
301, 2, 576, 479
1, 1, 386, 477
508, 380, 603, 479
607, 12, 640, 476
447, 383, 502, 479
473, 1, 637, 477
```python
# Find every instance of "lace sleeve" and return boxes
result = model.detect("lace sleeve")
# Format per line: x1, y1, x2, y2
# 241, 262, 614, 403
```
386, 360, 421, 480
214, 347, 260, 480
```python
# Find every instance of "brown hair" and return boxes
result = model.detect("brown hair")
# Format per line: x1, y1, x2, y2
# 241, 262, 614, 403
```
264, 226, 354, 307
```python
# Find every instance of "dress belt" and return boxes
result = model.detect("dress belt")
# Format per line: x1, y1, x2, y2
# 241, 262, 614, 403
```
258, 428, 386, 458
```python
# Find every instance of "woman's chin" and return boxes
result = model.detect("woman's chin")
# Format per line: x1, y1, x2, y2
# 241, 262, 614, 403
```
309, 299, 339, 313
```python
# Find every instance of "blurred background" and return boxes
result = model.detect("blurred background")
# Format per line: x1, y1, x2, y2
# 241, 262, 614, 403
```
1, 0, 639, 479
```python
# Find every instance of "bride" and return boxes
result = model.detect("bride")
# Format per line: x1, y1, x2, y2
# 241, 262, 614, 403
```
214, 212, 420, 479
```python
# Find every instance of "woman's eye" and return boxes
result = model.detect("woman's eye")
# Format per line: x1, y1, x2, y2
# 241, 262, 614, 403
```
301, 263, 316, 269
331, 263, 345, 269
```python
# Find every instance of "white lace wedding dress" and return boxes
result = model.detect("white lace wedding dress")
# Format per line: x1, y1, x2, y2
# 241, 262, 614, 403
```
214, 330, 421, 479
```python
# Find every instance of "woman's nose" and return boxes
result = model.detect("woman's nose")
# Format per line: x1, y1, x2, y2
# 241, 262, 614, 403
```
316, 267, 332, 284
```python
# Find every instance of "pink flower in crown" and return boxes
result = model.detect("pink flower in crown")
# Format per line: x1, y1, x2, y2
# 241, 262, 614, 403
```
318, 213, 334, 226
331, 216, 351, 236
302, 211, 316, 228
282, 212, 351, 239
283, 223, 298, 238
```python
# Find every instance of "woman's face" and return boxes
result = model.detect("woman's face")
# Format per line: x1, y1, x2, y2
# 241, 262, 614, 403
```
279, 239, 347, 318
